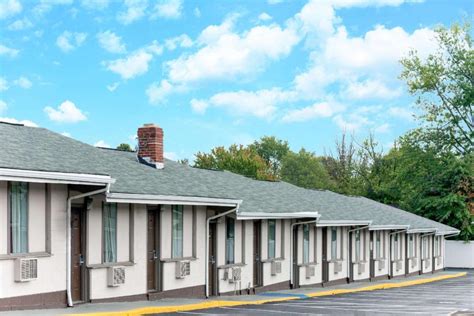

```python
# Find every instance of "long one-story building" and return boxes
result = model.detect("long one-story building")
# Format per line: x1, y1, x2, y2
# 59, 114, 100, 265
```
0, 122, 459, 311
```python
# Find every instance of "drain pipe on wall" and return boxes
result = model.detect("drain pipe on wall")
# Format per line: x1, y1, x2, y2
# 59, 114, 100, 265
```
387, 229, 407, 278
346, 225, 369, 281
66, 185, 110, 307
290, 216, 320, 289
205, 205, 240, 298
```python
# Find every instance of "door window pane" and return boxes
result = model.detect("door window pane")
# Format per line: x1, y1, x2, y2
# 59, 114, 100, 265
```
268, 219, 276, 259
103, 203, 117, 263
226, 217, 235, 264
10, 182, 28, 254
172, 205, 184, 258
303, 224, 309, 263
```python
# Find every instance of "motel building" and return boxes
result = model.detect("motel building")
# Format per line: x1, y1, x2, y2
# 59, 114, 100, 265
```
0, 122, 459, 311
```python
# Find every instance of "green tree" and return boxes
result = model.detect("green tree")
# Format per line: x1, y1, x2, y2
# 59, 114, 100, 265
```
116, 143, 133, 152
249, 136, 290, 178
281, 148, 334, 190
194, 145, 274, 180
400, 22, 473, 156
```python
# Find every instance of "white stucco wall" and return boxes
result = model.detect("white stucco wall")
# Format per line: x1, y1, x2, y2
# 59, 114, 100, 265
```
297, 225, 322, 286
0, 182, 68, 298
373, 230, 390, 277
351, 229, 370, 281
445, 239, 474, 268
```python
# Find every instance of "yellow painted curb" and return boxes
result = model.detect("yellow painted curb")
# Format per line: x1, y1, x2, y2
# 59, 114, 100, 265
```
67, 272, 466, 316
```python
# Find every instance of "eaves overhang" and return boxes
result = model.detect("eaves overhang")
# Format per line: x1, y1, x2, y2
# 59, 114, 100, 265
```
106, 192, 241, 207
317, 220, 372, 227
0, 168, 115, 186
236, 211, 319, 220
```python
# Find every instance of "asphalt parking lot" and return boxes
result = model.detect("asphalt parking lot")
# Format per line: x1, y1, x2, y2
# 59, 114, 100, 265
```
162, 270, 474, 316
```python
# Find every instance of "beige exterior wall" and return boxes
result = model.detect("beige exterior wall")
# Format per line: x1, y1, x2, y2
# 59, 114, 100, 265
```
351, 229, 370, 281
297, 225, 322, 286
0, 182, 68, 299
373, 230, 390, 277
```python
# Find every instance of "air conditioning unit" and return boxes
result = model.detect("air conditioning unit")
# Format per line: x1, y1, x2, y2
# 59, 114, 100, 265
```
175, 261, 191, 279
108, 266, 125, 287
229, 267, 241, 283
14, 258, 38, 282
358, 262, 365, 274
410, 258, 416, 269
334, 261, 342, 273
305, 265, 315, 279
271, 261, 282, 276
223, 268, 229, 281
436, 257, 441, 266
378, 259, 385, 270
396, 261, 402, 271
424, 259, 430, 269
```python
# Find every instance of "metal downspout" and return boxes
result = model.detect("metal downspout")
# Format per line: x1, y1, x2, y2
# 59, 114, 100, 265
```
205, 206, 239, 298
289, 216, 320, 289
66, 185, 110, 307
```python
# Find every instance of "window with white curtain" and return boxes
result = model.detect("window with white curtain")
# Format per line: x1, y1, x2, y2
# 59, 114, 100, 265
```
394, 233, 399, 260
226, 217, 235, 264
434, 236, 442, 257
10, 182, 28, 254
268, 219, 276, 259
172, 205, 184, 258
375, 231, 382, 259
331, 227, 337, 260
103, 202, 117, 263
303, 224, 309, 264
408, 234, 415, 258
355, 230, 361, 262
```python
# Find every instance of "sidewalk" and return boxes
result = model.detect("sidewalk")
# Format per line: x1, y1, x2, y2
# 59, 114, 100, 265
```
0, 271, 467, 316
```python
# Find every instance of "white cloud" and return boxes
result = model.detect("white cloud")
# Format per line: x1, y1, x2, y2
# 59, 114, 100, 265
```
105, 51, 153, 79
282, 101, 345, 123
0, 0, 22, 20
61, 131, 71, 137
33, 0, 73, 17
56, 31, 87, 52
44, 100, 87, 123
151, 0, 182, 19
333, 113, 370, 132
267, 0, 283, 4
194, 88, 296, 118
374, 123, 390, 133
13, 76, 32, 89
94, 140, 110, 148
193, 7, 201, 17
117, 0, 148, 25
165, 34, 193, 50
7, 18, 33, 31
146, 80, 175, 104
344, 79, 402, 100
0, 77, 8, 91
0, 100, 7, 114
166, 18, 300, 83
107, 82, 120, 92
0, 117, 38, 127
97, 30, 126, 54
258, 12, 272, 21
81, 0, 109, 10
388, 106, 414, 121
0, 44, 19, 57
164, 151, 178, 160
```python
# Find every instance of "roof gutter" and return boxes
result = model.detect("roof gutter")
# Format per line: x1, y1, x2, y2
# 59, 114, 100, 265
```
290, 215, 320, 288
438, 231, 460, 238
66, 184, 110, 307
369, 225, 409, 231
317, 220, 372, 227
0, 168, 115, 186
205, 204, 240, 298
107, 192, 241, 207
407, 228, 437, 234
237, 211, 319, 220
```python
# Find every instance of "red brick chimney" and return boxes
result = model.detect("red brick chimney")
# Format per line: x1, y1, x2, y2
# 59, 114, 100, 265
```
137, 123, 164, 169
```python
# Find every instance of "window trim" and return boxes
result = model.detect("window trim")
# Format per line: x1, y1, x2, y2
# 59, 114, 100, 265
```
302, 224, 310, 264
331, 227, 338, 261
267, 219, 276, 259
102, 202, 118, 263
8, 181, 29, 254
171, 205, 184, 259
225, 216, 235, 264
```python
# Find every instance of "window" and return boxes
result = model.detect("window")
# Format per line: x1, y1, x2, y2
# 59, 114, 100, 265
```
268, 219, 276, 259
9, 182, 28, 254
103, 203, 117, 263
375, 231, 382, 259
226, 217, 235, 264
423, 236, 429, 259
434, 236, 442, 257
394, 233, 399, 260
303, 224, 309, 264
408, 234, 414, 258
355, 230, 361, 262
172, 205, 184, 258
331, 227, 337, 260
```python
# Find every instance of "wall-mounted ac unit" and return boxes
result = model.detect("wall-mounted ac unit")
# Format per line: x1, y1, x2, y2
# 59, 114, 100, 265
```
229, 267, 241, 283
424, 259, 430, 269
305, 265, 315, 279
175, 261, 191, 279
378, 259, 385, 271
410, 258, 417, 269
396, 261, 403, 271
271, 261, 282, 276
14, 258, 38, 282
108, 266, 125, 287
358, 262, 365, 274
334, 261, 342, 273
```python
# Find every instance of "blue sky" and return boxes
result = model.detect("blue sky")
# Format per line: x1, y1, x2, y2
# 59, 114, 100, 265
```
0, 0, 470, 161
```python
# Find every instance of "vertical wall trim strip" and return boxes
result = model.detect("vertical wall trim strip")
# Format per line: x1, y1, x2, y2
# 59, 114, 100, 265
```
241, 220, 245, 264
129, 203, 134, 262
45, 183, 51, 253
281, 219, 285, 259
6, 181, 11, 255
192, 206, 196, 258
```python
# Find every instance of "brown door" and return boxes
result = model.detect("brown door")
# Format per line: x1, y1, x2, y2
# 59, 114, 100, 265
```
208, 222, 217, 296
322, 227, 328, 284
370, 231, 375, 279
292, 227, 299, 288
253, 220, 262, 288
147, 208, 160, 292
71, 207, 85, 302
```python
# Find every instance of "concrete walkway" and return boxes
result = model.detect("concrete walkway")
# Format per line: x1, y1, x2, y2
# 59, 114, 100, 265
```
0, 271, 467, 316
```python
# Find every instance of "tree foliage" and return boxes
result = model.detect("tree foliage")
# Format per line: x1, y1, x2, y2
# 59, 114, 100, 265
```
249, 136, 290, 178
116, 143, 133, 152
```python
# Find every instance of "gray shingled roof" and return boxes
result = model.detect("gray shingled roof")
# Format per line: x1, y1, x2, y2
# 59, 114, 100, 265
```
0, 122, 459, 233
